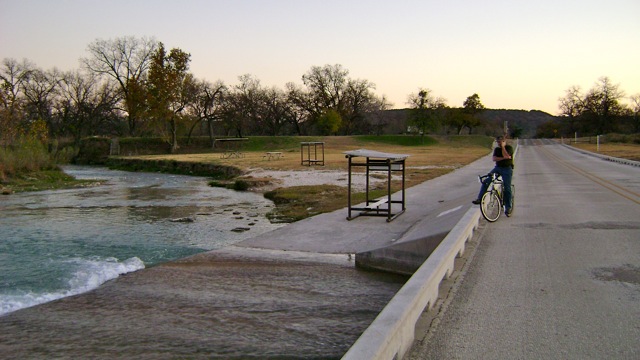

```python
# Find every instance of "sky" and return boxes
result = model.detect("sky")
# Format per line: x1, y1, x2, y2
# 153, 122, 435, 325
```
1, 0, 639, 114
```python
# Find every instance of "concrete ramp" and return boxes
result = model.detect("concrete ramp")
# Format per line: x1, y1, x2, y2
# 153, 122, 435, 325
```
355, 231, 447, 275
356, 203, 472, 275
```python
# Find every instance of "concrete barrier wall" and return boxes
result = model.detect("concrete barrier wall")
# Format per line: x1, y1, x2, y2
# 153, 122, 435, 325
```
342, 207, 481, 360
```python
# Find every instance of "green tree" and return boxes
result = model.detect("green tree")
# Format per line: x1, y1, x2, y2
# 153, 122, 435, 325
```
407, 88, 446, 141
148, 43, 194, 153
461, 93, 485, 134
317, 109, 342, 135
301, 64, 381, 135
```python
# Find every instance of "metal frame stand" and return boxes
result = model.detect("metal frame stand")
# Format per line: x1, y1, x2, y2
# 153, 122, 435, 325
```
300, 142, 325, 166
344, 149, 409, 222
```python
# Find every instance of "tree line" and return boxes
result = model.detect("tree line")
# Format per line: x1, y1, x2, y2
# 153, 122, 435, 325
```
1, 36, 395, 153
1, 36, 497, 154
537, 77, 640, 138
3, 35, 637, 151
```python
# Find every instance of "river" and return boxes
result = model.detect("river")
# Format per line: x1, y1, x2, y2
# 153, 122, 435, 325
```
1, 166, 407, 358
0, 165, 285, 315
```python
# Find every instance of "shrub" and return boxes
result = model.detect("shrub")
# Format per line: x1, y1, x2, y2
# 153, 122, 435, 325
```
233, 179, 250, 191
0, 139, 54, 180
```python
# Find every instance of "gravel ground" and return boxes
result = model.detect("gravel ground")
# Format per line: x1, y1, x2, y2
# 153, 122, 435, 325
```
243, 168, 396, 192
243, 165, 459, 192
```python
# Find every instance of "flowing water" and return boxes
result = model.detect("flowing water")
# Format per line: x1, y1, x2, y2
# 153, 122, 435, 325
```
0, 165, 284, 315
0, 166, 406, 358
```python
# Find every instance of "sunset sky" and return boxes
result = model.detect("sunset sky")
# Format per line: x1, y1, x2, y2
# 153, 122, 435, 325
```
1, 0, 639, 114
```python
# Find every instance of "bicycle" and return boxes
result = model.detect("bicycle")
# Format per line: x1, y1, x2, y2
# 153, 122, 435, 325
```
477, 173, 515, 222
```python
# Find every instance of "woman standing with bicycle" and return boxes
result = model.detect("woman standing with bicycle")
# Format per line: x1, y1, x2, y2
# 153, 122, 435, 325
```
472, 135, 515, 216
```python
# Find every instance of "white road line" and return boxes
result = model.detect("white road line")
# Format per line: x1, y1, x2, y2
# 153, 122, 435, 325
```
437, 205, 463, 218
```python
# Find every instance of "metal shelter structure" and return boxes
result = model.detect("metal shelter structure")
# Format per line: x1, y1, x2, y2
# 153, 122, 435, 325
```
344, 149, 410, 222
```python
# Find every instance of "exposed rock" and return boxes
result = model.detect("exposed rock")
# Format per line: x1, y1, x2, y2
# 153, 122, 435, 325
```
231, 227, 251, 232
169, 217, 196, 223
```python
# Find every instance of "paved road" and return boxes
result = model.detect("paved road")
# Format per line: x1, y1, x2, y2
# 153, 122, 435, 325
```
408, 140, 640, 359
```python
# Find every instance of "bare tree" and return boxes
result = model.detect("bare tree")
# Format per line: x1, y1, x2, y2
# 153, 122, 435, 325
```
222, 74, 264, 137
583, 77, 626, 134
302, 64, 348, 114
365, 94, 393, 135
186, 79, 227, 147
284, 82, 313, 135
341, 78, 377, 134
261, 86, 289, 136
55, 70, 120, 144
82, 36, 158, 136
630, 93, 640, 133
0, 58, 34, 144
22, 68, 62, 138
557, 85, 584, 135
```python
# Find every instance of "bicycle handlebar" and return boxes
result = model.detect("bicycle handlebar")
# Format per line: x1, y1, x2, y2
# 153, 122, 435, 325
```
478, 173, 503, 183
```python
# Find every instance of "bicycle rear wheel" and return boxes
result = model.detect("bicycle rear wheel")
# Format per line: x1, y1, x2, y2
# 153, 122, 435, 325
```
480, 191, 502, 222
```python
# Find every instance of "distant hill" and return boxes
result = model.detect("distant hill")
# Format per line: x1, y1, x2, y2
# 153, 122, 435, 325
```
477, 109, 556, 138
372, 108, 556, 138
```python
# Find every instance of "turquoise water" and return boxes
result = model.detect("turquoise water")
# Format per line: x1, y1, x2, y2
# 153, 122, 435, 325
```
0, 166, 284, 315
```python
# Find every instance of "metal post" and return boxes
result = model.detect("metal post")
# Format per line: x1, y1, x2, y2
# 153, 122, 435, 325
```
347, 155, 352, 219
401, 159, 406, 211
365, 157, 370, 205
387, 159, 392, 221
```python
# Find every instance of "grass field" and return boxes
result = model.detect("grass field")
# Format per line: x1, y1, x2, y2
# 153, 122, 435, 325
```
135, 135, 494, 190
571, 143, 640, 161
129, 135, 494, 222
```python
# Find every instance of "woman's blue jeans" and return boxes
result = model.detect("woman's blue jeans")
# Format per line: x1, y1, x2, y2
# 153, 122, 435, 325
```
477, 166, 513, 210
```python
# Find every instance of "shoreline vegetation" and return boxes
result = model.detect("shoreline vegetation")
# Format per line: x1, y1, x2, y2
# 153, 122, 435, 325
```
3, 135, 639, 221
0, 140, 97, 194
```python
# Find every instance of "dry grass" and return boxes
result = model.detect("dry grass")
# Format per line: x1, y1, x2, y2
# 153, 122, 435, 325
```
125, 136, 492, 222
135, 136, 491, 190
572, 143, 640, 161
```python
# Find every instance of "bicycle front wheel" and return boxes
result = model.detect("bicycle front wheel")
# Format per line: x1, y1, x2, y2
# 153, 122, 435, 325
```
510, 184, 515, 212
480, 191, 502, 222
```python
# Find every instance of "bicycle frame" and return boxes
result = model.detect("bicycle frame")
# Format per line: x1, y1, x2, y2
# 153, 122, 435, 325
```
478, 173, 503, 199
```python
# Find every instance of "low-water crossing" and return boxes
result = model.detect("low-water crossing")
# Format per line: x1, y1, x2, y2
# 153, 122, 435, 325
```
0, 166, 405, 358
